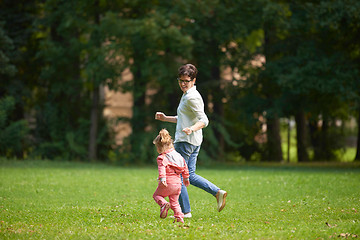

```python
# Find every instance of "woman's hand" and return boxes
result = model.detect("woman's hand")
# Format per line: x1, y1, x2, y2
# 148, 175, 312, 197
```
182, 127, 193, 135
155, 112, 177, 123
155, 112, 166, 121
183, 122, 204, 135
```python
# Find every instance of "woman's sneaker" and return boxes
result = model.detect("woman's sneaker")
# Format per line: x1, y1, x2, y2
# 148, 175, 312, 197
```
216, 190, 227, 212
170, 212, 191, 218
160, 203, 170, 218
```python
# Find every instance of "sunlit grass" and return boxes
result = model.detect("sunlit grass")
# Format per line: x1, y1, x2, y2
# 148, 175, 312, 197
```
280, 124, 357, 162
0, 160, 359, 239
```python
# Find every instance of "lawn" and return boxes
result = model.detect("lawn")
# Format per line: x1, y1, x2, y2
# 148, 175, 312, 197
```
0, 160, 359, 239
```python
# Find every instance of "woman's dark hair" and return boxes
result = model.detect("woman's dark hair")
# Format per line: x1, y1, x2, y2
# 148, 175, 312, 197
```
178, 64, 198, 79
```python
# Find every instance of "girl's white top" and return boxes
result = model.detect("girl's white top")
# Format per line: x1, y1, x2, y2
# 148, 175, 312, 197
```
165, 150, 186, 168
175, 86, 209, 146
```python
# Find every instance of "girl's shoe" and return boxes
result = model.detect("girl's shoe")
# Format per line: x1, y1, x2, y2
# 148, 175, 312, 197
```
173, 217, 184, 223
160, 203, 170, 218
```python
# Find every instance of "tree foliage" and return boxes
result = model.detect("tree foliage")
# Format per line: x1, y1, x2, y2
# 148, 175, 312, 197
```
0, 96, 29, 157
1, 0, 359, 162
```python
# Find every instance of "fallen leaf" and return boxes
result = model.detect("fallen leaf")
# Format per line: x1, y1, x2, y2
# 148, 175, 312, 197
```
338, 233, 357, 238
325, 222, 337, 228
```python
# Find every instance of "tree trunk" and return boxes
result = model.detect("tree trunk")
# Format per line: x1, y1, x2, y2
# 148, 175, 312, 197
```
263, 18, 283, 162
211, 65, 225, 160
309, 117, 334, 161
130, 54, 147, 163
88, 0, 100, 161
309, 119, 320, 160
355, 107, 360, 161
131, 65, 146, 135
89, 86, 99, 160
295, 110, 309, 162
267, 114, 283, 161
321, 118, 330, 159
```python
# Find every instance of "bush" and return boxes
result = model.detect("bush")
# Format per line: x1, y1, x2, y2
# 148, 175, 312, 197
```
0, 96, 29, 158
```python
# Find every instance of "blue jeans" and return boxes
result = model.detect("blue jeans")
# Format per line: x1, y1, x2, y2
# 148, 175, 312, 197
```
174, 142, 220, 214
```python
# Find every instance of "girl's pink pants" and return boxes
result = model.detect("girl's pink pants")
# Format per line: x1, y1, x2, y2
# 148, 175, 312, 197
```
153, 182, 184, 219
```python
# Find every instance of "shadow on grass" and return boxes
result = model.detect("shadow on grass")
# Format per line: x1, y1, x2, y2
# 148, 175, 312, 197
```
1, 158, 360, 173
0, 158, 112, 169
199, 161, 360, 173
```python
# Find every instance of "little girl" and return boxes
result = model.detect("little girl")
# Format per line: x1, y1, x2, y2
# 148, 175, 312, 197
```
153, 129, 190, 223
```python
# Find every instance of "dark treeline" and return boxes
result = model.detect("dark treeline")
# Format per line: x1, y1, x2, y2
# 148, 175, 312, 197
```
1, 0, 359, 163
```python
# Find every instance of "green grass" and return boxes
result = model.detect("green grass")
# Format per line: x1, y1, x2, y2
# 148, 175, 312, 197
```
1, 160, 359, 239
280, 125, 357, 163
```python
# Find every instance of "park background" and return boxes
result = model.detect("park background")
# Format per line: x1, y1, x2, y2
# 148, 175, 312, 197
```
1, 0, 360, 164
1, 1, 360, 239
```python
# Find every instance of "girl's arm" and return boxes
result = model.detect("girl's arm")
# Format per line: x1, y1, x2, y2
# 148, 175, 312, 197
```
183, 160, 190, 187
157, 155, 168, 187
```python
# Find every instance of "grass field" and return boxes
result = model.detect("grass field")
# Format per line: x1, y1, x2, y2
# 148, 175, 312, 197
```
0, 160, 359, 239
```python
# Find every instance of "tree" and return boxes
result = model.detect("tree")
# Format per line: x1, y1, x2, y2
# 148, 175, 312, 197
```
308, 0, 360, 161
270, 0, 360, 161
34, 0, 119, 160
0, 0, 41, 158
175, 0, 264, 161
0, 22, 16, 79
253, 1, 290, 161
0, 96, 29, 157
102, 1, 194, 163
0, 21, 28, 157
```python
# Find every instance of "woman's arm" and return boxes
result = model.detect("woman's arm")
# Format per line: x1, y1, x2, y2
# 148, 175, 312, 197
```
182, 121, 206, 135
155, 112, 177, 123
182, 96, 209, 135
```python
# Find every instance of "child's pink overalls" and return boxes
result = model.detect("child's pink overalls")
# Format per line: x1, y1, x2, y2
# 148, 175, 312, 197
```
153, 148, 189, 220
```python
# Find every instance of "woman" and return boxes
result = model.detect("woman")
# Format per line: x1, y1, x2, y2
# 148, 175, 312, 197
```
155, 63, 227, 218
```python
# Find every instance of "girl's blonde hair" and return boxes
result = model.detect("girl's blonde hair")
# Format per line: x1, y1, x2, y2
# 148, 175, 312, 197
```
153, 129, 173, 153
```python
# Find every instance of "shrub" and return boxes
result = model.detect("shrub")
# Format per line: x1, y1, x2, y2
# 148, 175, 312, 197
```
0, 96, 29, 158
